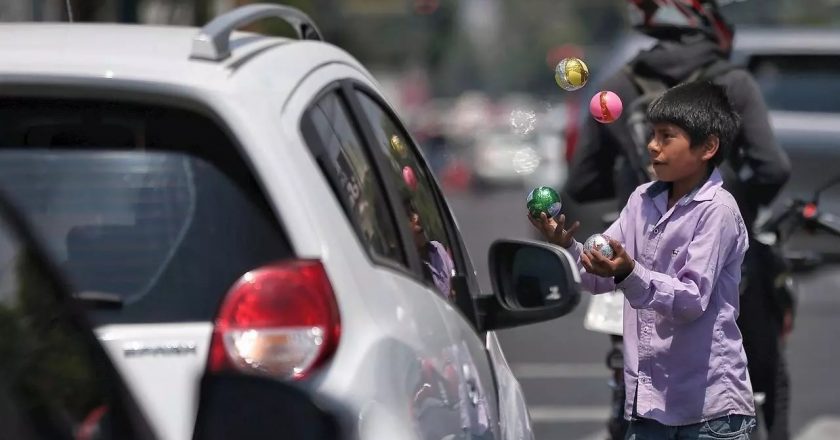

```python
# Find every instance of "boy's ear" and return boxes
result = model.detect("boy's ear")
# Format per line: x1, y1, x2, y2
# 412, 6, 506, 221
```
701, 135, 720, 161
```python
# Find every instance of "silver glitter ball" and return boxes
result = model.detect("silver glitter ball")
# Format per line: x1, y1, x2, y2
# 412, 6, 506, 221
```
583, 233, 614, 259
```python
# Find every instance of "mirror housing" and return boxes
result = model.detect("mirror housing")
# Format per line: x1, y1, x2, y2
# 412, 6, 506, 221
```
480, 239, 581, 331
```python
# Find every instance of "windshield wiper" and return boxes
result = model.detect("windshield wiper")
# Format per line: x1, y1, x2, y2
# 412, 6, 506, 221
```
73, 291, 124, 309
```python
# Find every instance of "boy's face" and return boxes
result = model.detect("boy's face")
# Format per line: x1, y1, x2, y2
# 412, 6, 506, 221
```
647, 122, 718, 184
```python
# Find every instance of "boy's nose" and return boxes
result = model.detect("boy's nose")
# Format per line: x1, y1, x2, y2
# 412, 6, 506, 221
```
647, 139, 660, 154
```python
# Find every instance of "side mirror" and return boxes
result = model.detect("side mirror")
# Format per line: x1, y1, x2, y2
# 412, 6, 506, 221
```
193, 373, 343, 440
480, 239, 581, 331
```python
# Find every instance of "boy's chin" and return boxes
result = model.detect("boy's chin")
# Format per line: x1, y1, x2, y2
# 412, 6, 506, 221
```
652, 170, 669, 181
651, 166, 677, 182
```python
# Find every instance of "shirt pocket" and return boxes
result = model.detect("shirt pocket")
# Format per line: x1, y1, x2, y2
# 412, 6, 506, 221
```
700, 415, 756, 439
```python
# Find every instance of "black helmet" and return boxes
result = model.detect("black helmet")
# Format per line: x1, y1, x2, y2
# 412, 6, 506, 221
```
627, 0, 735, 53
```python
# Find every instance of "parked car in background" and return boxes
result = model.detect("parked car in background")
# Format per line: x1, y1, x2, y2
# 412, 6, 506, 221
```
0, 4, 582, 440
471, 103, 568, 192
471, 129, 542, 189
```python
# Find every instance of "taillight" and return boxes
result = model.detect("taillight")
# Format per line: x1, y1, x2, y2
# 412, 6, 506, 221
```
208, 260, 340, 380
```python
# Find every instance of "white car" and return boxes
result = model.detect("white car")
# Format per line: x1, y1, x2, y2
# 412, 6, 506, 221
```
0, 5, 581, 440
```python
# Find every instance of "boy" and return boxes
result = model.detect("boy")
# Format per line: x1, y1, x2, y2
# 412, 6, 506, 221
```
532, 81, 755, 439
404, 199, 455, 300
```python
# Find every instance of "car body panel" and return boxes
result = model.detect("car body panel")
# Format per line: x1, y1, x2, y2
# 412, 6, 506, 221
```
0, 21, 541, 440
282, 61, 507, 439
487, 331, 534, 440
96, 323, 213, 440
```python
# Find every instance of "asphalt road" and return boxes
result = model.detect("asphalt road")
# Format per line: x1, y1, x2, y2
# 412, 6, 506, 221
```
445, 186, 840, 440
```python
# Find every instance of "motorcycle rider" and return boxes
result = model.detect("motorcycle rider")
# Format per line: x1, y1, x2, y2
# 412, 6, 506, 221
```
563, 1, 792, 438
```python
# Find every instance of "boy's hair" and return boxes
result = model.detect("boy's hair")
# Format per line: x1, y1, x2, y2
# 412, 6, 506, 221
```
646, 80, 740, 165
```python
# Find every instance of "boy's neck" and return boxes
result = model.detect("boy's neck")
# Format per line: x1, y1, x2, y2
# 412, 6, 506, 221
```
668, 167, 713, 208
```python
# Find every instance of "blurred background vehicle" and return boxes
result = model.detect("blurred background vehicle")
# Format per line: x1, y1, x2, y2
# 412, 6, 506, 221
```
0, 189, 158, 440
471, 129, 541, 190
0, 191, 347, 440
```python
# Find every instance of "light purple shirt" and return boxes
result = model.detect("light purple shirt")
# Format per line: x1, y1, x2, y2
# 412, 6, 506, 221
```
567, 168, 754, 426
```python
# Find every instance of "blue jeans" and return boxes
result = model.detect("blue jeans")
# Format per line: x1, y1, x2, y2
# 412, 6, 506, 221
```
625, 415, 756, 439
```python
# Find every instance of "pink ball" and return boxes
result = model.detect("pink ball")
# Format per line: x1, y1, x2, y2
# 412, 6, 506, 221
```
589, 91, 623, 124
402, 165, 418, 191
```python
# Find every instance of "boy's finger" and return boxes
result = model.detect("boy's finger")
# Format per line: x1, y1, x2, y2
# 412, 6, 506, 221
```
590, 248, 611, 266
580, 252, 592, 269
608, 238, 624, 254
584, 251, 601, 267
566, 221, 580, 237
583, 252, 607, 275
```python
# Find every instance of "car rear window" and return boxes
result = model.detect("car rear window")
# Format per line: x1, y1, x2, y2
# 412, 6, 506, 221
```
0, 98, 293, 324
749, 55, 840, 113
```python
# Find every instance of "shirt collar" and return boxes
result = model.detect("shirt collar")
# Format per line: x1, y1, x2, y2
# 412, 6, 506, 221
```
644, 168, 722, 204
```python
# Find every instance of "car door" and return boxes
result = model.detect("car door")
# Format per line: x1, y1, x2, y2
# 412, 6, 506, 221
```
347, 85, 505, 440
289, 65, 472, 440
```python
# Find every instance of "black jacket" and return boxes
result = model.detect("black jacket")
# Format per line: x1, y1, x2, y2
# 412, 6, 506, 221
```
564, 36, 791, 232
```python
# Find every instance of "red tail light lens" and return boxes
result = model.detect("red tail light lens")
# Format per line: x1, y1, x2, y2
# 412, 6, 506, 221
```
208, 260, 340, 380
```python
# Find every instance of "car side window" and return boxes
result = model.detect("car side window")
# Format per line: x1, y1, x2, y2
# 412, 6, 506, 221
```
353, 90, 458, 301
301, 89, 405, 267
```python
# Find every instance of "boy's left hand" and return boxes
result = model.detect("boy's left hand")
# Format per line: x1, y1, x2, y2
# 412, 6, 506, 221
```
581, 238, 635, 281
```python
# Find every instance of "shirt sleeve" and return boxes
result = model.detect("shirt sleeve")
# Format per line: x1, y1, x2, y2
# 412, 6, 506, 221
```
616, 203, 746, 324
564, 190, 636, 295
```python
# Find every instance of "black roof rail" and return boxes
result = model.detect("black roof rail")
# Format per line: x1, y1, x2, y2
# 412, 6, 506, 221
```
190, 3, 322, 61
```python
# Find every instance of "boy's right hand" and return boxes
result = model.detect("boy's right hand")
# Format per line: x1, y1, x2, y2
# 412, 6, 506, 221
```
528, 213, 580, 249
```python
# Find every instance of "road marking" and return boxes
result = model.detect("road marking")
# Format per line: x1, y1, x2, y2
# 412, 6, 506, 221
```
513, 362, 608, 379
574, 429, 609, 440
795, 417, 840, 440
529, 405, 611, 423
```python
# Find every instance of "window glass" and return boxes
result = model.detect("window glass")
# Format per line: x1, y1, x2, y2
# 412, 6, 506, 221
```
302, 91, 404, 265
0, 99, 292, 325
749, 55, 840, 113
355, 91, 457, 300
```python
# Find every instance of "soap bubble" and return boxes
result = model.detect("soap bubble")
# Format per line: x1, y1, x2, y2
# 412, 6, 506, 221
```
510, 109, 537, 135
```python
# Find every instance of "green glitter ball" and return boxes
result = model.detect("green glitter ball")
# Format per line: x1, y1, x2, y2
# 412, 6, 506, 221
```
526, 186, 562, 219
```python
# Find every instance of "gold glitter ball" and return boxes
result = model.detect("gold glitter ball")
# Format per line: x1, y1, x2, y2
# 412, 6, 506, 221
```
554, 57, 589, 91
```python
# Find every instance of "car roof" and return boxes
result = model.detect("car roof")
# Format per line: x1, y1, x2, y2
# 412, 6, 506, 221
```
734, 27, 840, 55
609, 27, 840, 58
0, 23, 368, 94
771, 111, 840, 137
